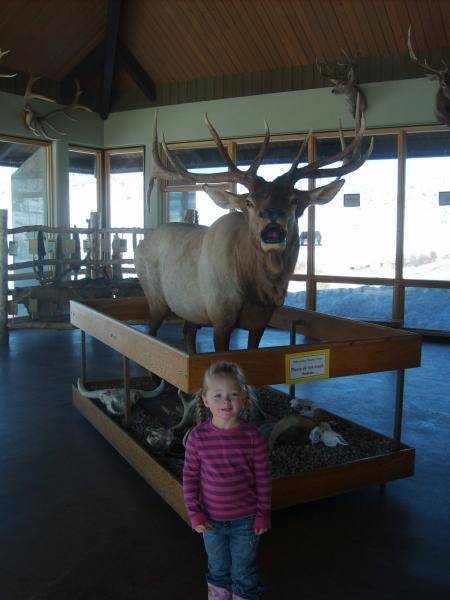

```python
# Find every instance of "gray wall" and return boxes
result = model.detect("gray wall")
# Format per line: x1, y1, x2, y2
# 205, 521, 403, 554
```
0, 78, 441, 227
104, 78, 440, 227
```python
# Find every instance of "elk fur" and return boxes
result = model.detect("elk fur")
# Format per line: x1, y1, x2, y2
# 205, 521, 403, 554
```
136, 114, 372, 352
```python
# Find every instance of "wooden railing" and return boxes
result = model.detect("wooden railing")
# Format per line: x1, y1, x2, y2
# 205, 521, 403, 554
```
0, 209, 150, 344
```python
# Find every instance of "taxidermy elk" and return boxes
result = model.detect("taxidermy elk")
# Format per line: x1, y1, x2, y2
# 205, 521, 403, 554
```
135, 115, 372, 353
408, 25, 450, 126
316, 51, 367, 125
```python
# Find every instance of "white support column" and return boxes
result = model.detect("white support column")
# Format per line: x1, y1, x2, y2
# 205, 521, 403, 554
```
51, 140, 70, 227
0, 209, 9, 345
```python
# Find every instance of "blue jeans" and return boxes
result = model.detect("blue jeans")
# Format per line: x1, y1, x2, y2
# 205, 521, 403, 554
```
203, 516, 264, 600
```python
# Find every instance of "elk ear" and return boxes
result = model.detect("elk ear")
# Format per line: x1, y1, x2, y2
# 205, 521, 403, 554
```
295, 179, 345, 218
203, 184, 248, 210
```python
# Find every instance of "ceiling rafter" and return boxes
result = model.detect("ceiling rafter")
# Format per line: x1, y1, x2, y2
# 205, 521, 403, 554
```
117, 41, 156, 103
100, 0, 122, 120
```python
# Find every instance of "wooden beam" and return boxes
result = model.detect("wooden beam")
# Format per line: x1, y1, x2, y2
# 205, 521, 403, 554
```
61, 43, 105, 85
100, 0, 122, 120
118, 41, 156, 102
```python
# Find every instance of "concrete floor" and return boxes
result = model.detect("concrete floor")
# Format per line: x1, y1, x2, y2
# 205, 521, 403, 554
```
1, 326, 450, 600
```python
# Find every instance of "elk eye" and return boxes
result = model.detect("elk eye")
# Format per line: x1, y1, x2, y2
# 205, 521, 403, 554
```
245, 198, 254, 209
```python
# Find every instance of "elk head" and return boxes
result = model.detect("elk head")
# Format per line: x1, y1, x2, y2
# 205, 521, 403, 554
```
149, 114, 373, 253
316, 51, 367, 126
22, 76, 92, 140
408, 25, 450, 126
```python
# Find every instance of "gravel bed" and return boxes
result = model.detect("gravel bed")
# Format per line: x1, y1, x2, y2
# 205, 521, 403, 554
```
86, 381, 397, 482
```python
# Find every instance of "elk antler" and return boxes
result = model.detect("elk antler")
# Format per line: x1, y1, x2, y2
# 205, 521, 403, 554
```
0, 49, 17, 78
149, 112, 373, 198
149, 113, 269, 195
22, 76, 92, 140
279, 109, 374, 186
407, 25, 448, 80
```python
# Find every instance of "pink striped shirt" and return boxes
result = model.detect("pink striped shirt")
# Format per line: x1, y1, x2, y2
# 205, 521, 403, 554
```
183, 420, 272, 530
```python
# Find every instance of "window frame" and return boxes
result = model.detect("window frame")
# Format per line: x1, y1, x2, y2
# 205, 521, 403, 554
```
68, 145, 103, 225
0, 134, 52, 224
104, 146, 145, 229
163, 124, 450, 336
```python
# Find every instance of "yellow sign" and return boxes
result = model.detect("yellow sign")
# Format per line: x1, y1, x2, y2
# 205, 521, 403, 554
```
285, 349, 330, 384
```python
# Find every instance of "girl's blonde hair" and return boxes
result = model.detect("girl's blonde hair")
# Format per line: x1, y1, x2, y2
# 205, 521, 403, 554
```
195, 361, 255, 424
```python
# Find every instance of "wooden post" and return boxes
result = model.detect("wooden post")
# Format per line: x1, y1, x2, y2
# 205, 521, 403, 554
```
89, 211, 101, 279
123, 355, 131, 426
393, 369, 405, 450
289, 319, 307, 399
80, 330, 86, 385
0, 209, 8, 345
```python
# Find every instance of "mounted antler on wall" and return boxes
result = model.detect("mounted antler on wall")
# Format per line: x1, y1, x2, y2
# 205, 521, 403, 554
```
316, 50, 367, 125
22, 76, 92, 140
0, 48, 17, 78
407, 26, 450, 127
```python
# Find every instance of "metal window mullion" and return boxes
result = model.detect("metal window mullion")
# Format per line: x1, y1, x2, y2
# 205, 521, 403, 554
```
306, 134, 316, 311
393, 131, 406, 323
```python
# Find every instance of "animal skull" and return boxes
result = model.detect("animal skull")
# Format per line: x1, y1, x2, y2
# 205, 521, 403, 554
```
290, 397, 317, 418
76, 378, 165, 416
309, 422, 348, 447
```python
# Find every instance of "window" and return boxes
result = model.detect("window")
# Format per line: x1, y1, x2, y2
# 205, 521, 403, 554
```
162, 127, 450, 335
314, 134, 397, 278
404, 131, 450, 281
69, 147, 101, 227
316, 283, 393, 320
106, 148, 144, 259
0, 137, 50, 228
0, 136, 50, 266
165, 145, 229, 225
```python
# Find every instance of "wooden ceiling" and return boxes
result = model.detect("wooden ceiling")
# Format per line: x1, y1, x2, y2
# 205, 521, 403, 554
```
0, 0, 450, 113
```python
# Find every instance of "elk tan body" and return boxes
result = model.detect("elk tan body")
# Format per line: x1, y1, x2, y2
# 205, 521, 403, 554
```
135, 209, 300, 350
136, 114, 372, 352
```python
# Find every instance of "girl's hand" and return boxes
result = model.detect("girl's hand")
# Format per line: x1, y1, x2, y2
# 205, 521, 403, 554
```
194, 522, 212, 533
254, 528, 268, 535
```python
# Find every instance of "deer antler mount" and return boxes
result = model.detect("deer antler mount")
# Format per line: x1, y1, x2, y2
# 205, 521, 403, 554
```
316, 51, 367, 125
0, 48, 17, 79
407, 25, 450, 126
22, 76, 92, 140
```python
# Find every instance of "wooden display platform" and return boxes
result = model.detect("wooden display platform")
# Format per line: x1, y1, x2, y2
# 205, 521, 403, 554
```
70, 298, 421, 393
72, 385, 415, 524
70, 297, 420, 522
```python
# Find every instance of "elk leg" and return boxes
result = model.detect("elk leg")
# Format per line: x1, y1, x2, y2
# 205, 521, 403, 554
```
148, 308, 168, 337
213, 327, 232, 352
183, 321, 199, 354
248, 327, 265, 349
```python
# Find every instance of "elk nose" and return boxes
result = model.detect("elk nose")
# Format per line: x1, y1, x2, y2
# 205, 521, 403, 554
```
259, 208, 284, 221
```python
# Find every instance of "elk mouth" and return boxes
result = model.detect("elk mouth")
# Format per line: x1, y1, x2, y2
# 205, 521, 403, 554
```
261, 223, 287, 245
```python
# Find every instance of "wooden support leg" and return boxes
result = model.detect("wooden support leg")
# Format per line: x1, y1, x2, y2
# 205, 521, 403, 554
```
393, 369, 405, 451
289, 319, 305, 400
123, 355, 131, 427
80, 330, 86, 385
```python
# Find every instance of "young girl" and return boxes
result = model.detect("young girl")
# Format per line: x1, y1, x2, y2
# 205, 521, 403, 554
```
183, 362, 271, 600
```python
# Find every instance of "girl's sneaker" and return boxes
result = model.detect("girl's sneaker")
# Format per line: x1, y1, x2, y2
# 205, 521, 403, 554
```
208, 583, 232, 599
